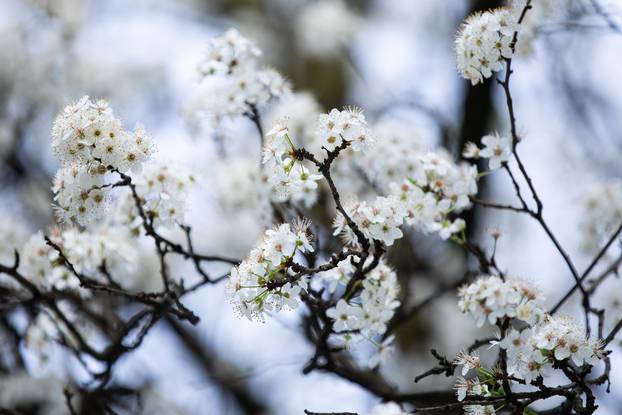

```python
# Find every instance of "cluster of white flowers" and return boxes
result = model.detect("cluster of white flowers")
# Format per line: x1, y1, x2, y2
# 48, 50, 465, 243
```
295, 0, 360, 58
226, 221, 313, 321
324, 258, 400, 367
131, 161, 196, 229
192, 29, 289, 122
261, 107, 377, 208
465, 403, 496, 415
334, 196, 405, 247
454, 377, 495, 415
455, 7, 520, 85
264, 106, 477, 243
457, 276, 604, 388
501, 316, 604, 382
51, 96, 155, 226
316, 108, 376, 152
52, 164, 108, 225
463, 132, 513, 170
262, 123, 322, 207
19, 227, 137, 295
51, 97, 154, 169
356, 119, 430, 189
458, 275, 544, 327
390, 151, 477, 240
579, 180, 622, 252
331, 149, 477, 246
452, 353, 499, 414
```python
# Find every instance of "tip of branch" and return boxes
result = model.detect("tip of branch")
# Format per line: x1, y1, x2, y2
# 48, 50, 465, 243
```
12, 249, 20, 270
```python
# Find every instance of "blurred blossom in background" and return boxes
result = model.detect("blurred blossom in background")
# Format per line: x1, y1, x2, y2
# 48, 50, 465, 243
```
1, 0, 622, 414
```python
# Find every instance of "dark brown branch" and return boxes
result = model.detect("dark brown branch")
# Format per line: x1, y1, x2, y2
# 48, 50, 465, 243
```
552, 221, 622, 313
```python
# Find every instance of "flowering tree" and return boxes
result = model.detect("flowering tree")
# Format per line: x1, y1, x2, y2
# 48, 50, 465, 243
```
1, 1, 622, 414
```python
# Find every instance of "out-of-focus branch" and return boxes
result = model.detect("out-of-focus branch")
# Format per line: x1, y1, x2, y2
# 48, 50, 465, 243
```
166, 316, 268, 415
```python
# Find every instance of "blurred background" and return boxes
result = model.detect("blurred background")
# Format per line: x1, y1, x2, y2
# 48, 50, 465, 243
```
1, 0, 622, 414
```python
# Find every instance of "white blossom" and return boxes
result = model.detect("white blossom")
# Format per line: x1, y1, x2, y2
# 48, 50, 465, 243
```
226, 221, 314, 320
455, 7, 521, 85
531, 315, 603, 367
464, 404, 496, 415
459, 277, 605, 384
316, 108, 375, 153
19, 227, 138, 296
262, 123, 322, 207
295, 0, 359, 58
51, 96, 154, 171
333, 196, 405, 247
454, 377, 488, 402
326, 299, 361, 332
479, 133, 512, 170
52, 163, 107, 226
389, 151, 477, 240
197, 28, 261, 77
497, 315, 604, 383
132, 161, 197, 229
50, 97, 155, 227
458, 275, 544, 327
325, 258, 400, 364
356, 119, 431, 190
454, 350, 482, 376
190, 29, 289, 123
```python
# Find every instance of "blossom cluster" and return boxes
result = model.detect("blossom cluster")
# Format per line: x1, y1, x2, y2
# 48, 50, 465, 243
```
20, 227, 137, 295
499, 315, 603, 383
323, 258, 400, 367
262, 123, 322, 207
192, 29, 289, 122
262, 107, 376, 207
132, 161, 196, 229
226, 221, 313, 321
458, 276, 604, 386
390, 150, 477, 239
458, 275, 544, 327
463, 132, 513, 170
334, 196, 405, 246
455, 7, 520, 85
316, 108, 375, 152
454, 373, 495, 415
356, 119, 430, 189
51, 96, 154, 170
295, 0, 359, 58
332, 150, 477, 246
51, 96, 155, 226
